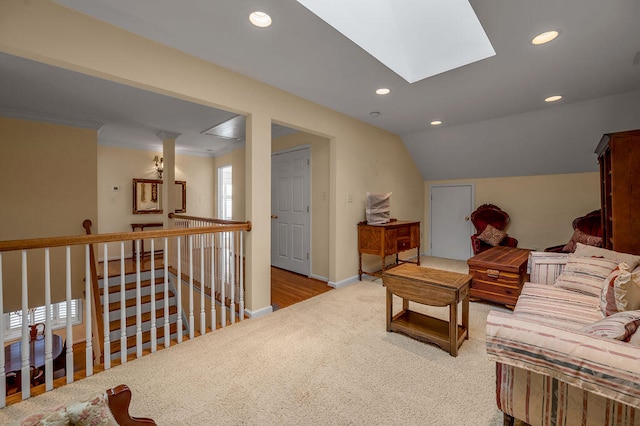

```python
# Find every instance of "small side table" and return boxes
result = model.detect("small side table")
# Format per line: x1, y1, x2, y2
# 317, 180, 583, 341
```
383, 264, 471, 357
131, 222, 163, 259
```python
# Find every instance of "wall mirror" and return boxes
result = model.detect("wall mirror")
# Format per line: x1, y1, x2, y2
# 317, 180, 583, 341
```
133, 179, 187, 214
174, 180, 186, 213
133, 179, 163, 214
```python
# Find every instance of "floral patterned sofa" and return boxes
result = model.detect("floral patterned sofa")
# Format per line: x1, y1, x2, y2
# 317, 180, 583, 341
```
486, 244, 640, 426
9, 384, 155, 426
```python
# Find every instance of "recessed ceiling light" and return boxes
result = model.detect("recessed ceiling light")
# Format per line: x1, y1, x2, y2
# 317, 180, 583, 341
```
375, 88, 390, 95
249, 11, 272, 28
532, 30, 559, 45
430, 120, 443, 126
544, 95, 563, 103
370, 111, 381, 118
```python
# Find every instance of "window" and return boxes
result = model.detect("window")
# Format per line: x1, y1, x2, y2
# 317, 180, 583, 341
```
4, 299, 82, 340
218, 165, 233, 220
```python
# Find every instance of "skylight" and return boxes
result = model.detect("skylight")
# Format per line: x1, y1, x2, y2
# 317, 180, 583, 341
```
296, 0, 495, 84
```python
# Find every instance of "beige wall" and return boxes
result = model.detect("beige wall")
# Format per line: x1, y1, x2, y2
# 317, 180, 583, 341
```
97, 144, 215, 258
425, 172, 600, 254
0, 116, 97, 310
0, 1, 424, 311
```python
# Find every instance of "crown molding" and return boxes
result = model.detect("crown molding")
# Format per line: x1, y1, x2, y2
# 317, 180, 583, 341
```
0, 107, 104, 130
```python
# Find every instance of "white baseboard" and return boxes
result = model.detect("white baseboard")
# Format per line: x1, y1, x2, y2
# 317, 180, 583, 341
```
328, 275, 359, 288
244, 305, 273, 319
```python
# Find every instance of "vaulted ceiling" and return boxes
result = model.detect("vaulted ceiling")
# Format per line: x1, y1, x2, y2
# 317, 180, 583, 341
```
1, 0, 639, 171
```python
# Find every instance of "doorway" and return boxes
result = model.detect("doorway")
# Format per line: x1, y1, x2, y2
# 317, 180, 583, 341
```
430, 184, 474, 260
271, 147, 311, 276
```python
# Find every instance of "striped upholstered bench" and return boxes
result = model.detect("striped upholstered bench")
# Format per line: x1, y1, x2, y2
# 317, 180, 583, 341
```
486, 249, 640, 426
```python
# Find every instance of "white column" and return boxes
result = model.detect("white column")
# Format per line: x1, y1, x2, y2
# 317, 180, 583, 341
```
244, 113, 272, 316
158, 131, 180, 229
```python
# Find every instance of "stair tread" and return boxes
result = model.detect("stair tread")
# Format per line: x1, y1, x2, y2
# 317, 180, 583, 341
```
100, 277, 165, 294
108, 290, 175, 311
109, 306, 179, 331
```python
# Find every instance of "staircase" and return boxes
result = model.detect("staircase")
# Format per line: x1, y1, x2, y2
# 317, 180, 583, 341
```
98, 266, 187, 360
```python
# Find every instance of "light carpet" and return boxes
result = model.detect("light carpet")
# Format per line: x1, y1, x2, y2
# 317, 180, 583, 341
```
0, 275, 508, 425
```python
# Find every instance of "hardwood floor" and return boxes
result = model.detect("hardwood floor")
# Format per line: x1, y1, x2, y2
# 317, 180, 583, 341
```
270, 267, 332, 310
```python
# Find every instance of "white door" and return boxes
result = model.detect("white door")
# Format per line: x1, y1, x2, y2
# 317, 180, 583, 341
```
271, 148, 311, 276
430, 184, 474, 260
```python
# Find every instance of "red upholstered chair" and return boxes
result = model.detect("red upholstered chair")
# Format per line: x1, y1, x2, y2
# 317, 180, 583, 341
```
544, 210, 602, 253
470, 204, 518, 255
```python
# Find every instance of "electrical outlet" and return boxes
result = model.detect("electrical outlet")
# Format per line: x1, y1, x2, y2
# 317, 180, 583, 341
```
347, 193, 353, 203
112, 186, 120, 192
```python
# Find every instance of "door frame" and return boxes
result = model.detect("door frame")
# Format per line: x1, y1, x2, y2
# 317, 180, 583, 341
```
271, 145, 312, 276
428, 183, 475, 259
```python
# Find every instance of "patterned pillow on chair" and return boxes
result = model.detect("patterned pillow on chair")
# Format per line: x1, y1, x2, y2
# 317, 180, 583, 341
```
477, 224, 506, 246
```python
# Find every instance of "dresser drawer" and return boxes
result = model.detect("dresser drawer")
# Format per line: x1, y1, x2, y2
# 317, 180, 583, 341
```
397, 239, 412, 252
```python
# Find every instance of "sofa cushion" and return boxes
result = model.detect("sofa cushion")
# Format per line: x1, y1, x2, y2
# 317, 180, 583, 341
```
574, 242, 640, 271
562, 229, 603, 252
477, 224, 506, 246
581, 310, 640, 341
8, 406, 69, 426
514, 282, 603, 330
554, 254, 619, 297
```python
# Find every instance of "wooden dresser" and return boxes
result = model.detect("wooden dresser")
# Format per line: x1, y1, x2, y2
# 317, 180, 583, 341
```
357, 220, 420, 280
596, 129, 640, 254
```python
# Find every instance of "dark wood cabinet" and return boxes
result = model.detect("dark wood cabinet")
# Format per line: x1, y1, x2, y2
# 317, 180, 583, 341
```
596, 129, 640, 255
358, 220, 420, 280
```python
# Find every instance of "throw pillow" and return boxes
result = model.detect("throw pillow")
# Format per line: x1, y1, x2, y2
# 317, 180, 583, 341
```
554, 254, 619, 296
477, 224, 506, 246
580, 310, 640, 341
600, 263, 627, 316
614, 271, 640, 312
66, 393, 118, 426
562, 229, 603, 252
574, 242, 640, 271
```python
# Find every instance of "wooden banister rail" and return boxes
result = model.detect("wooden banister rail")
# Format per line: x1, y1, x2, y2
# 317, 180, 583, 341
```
83, 220, 104, 363
168, 213, 252, 231
0, 223, 251, 253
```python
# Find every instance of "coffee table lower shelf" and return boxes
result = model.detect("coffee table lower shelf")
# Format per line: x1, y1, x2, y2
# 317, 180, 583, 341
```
389, 310, 468, 353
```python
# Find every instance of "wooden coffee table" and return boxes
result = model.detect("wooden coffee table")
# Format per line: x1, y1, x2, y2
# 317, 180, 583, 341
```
382, 264, 471, 357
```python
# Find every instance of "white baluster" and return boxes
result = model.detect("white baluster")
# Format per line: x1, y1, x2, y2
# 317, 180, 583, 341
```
44, 248, 53, 390
210, 234, 216, 331
189, 235, 194, 339
150, 239, 157, 353
120, 242, 127, 364
85, 245, 93, 377
135, 240, 142, 358
176, 236, 183, 343
0, 253, 6, 406
229, 232, 235, 324
21, 250, 30, 399
239, 231, 244, 321
200, 234, 205, 335
103, 244, 110, 370
163, 238, 170, 348
219, 233, 226, 328
65, 247, 74, 384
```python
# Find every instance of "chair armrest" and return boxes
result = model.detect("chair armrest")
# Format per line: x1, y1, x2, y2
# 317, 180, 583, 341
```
502, 236, 518, 248
486, 310, 640, 409
470, 235, 482, 254
527, 251, 568, 284
107, 384, 156, 426
544, 244, 567, 253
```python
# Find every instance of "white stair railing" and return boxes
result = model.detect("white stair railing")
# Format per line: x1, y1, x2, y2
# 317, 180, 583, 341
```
0, 218, 250, 407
